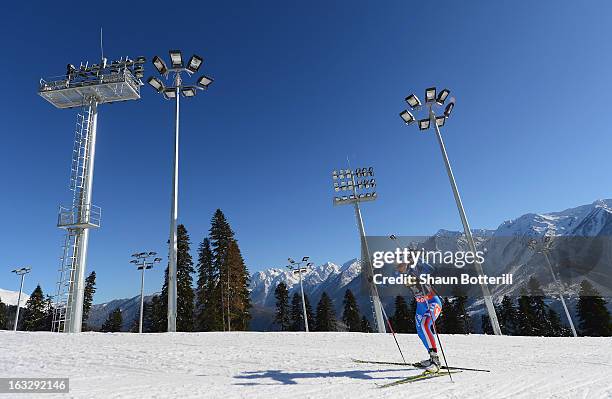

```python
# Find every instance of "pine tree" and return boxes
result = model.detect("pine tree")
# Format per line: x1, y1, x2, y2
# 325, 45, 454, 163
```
341, 289, 361, 332
195, 238, 215, 331
304, 294, 314, 328
454, 293, 471, 334
102, 308, 123, 332
224, 239, 251, 331
527, 277, 551, 336
438, 297, 459, 333
516, 287, 535, 336
290, 293, 314, 331
209, 209, 234, 331
176, 224, 195, 332
147, 294, 166, 332
391, 296, 411, 333
576, 280, 612, 336
481, 314, 493, 334
315, 292, 337, 331
23, 285, 47, 331
290, 292, 304, 331
0, 296, 6, 329
360, 315, 372, 333
498, 295, 518, 335
408, 296, 417, 332
274, 282, 290, 331
82, 271, 96, 331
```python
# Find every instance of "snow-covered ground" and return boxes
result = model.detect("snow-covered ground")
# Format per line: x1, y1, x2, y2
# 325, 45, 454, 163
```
0, 331, 610, 399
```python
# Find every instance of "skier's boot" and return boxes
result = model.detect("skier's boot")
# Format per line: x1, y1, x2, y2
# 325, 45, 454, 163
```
418, 349, 441, 373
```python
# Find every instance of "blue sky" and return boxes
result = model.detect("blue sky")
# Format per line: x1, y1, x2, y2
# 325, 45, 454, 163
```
1, 1, 611, 302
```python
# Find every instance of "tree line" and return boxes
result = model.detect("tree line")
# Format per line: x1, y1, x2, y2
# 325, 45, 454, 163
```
268, 275, 611, 337
386, 276, 611, 337
273, 284, 372, 332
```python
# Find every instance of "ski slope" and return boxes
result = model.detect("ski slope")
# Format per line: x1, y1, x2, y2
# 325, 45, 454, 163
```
0, 331, 610, 398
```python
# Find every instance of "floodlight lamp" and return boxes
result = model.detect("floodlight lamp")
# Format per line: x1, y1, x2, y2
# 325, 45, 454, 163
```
135, 56, 146, 64
182, 87, 197, 97
169, 50, 183, 68
361, 167, 367, 174
147, 77, 164, 92
152, 56, 168, 75
349, 194, 356, 200
418, 119, 430, 130
164, 88, 177, 99
288, 258, 295, 264
302, 256, 309, 262
400, 110, 415, 125
425, 87, 436, 103
444, 101, 455, 117
154, 258, 162, 262
389, 234, 397, 240
197, 75, 213, 88
187, 54, 203, 73
149, 251, 157, 256
436, 89, 450, 105
405, 94, 421, 109
130, 260, 138, 264
368, 167, 373, 175
131, 252, 140, 257
435, 116, 446, 127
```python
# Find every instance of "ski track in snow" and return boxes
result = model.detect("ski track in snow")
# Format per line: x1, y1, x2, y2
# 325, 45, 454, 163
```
0, 332, 610, 399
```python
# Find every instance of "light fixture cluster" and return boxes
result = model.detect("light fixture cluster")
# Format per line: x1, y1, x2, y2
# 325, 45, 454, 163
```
130, 251, 162, 270
147, 50, 213, 100
287, 257, 312, 274
11, 266, 31, 275
332, 167, 377, 205
65, 56, 146, 83
399, 86, 455, 131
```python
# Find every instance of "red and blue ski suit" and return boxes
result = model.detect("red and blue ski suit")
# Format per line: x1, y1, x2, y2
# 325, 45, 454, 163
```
409, 263, 442, 351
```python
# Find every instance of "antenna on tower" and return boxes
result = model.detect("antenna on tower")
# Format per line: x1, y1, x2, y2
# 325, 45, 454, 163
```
100, 27, 107, 68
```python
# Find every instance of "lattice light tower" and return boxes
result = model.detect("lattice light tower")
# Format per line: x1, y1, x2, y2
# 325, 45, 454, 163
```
332, 167, 386, 333
39, 55, 146, 333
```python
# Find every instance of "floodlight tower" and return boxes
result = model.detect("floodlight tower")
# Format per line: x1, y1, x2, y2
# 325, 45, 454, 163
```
39, 55, 146, 333
11, 267, 31, 331
147, 50, 213, 333
399, 87, 502, 336
287, 257, 312, 332
332, 167, 386, 333
130, 252, 162, 333
528, 236, 578, 337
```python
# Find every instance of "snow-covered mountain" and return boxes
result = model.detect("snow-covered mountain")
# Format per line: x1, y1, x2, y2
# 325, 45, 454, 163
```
87, 293, 157, 331
249, 199, 612, 326
0, 288, 29, 307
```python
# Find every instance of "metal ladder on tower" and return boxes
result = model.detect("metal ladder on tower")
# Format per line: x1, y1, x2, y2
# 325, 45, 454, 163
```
51, 107, 93, 332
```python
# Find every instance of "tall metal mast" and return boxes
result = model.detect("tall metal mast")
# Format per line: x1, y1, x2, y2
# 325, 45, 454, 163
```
332, 167, 386, 333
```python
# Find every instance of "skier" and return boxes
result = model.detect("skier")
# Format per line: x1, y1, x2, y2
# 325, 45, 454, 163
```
396, 260, 442, 373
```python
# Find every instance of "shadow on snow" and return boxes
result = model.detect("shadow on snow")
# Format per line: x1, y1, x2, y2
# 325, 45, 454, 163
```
233, 368, 410, 385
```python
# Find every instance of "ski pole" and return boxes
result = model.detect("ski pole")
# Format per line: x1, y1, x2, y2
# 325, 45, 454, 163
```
425, 297, 453, 382
378, 300, 407, 365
